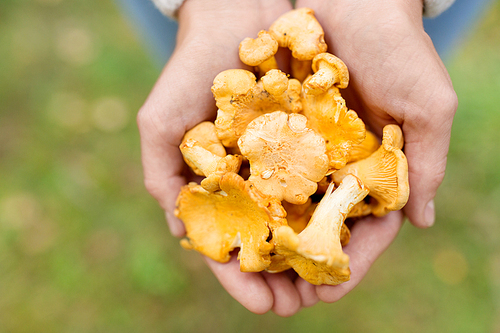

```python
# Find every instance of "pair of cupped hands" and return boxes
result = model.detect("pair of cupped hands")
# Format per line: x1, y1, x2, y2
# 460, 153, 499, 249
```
137, 0, 457, 316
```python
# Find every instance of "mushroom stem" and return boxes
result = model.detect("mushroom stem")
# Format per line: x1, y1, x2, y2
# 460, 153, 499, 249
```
304, 53, 350, 95
257, 57, 278, 77
261, 69, 302, 113
273, 174, 369, 285
290, 58, 312, 82
297, 175, 369, 267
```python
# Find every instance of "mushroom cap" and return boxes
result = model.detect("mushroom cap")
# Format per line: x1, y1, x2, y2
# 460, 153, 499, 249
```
213, 69, 301, 147
238, 111, 329, 204
200, 154, 243, 192
175, 172, 286, 272
212, 69, 257, 106
272, 175, 369, 285
181, 122, 226, 175
346, 200, 373, 218
269, 8, 328, 61
179, 138, 242, 191
332, 124, 409, 216
302, 87, 366, 170
261, 69, 303, 113
180, 138, 223, 177
261, 69, 288, 96
347, 130, 380, 163
304, 52, 349, 93
266, 253, 291, 273
239, 30, 279, 67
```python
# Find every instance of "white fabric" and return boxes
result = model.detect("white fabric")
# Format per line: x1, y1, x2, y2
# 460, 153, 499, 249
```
151, 0, 185, 18
423, 0, 456, 17
151, 0, 457, 20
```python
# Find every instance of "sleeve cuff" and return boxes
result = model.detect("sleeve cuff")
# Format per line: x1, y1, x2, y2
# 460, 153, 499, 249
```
152, 0, 455, 20
423, 0, 456, 18
151, 0, 186, 19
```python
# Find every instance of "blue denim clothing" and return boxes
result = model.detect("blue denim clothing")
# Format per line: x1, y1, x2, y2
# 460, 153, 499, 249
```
115, 0, 494, 67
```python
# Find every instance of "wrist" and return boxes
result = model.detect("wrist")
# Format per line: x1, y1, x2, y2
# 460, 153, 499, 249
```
297, 0, 425, 33
176, 0, 269, 43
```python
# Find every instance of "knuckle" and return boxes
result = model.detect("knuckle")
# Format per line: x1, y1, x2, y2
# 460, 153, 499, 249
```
441, 85, 458, 116
136, 103, 154, 132
406, 84, 458, 130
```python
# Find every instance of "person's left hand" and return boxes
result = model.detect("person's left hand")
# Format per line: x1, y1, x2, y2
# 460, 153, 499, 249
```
138, 0, 309, 317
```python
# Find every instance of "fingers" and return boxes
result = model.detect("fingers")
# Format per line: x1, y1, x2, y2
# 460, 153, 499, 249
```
137, 42, 240, 236
261, 271, 302, 316
401, 75, 458, 228
137, 93, 187, 236
316, 211, 404, 303
295, 277, 320, 307
204, 255, 274, 314
206, 256, 304, 316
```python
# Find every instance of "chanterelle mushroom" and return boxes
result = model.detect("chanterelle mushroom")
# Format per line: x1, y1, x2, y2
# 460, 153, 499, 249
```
290, 57, 312, 82
282, 199, 315, 234
212, 69, 301, 147
302, 87, 366, 170
332, 124, 409, 216
175, 172, 286, 272
179, 138, 242, 192
346, 130, 380, 163
303, 52, 350, 95
273, 175, 369, 285
239, 30, 279, 77
269, 8, 328, 61
181, 122, 226, 176
282, 199, 351, 245
261, 69, 302, 113
238, 111, 329, 205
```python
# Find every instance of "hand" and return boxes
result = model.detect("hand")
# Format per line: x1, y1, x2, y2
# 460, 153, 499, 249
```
295, 0, 458, 301
137, 0, 309, 316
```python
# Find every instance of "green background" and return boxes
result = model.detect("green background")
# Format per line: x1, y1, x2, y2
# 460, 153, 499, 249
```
1, 0, 499, 332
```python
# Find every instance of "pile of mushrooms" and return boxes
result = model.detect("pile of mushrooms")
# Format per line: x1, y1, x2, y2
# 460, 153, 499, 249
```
175, 8, 409, 285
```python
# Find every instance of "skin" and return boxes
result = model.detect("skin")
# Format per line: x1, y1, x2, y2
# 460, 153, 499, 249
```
137, 0, 457, 317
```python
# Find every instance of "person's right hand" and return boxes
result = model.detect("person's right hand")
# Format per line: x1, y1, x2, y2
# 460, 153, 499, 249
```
297, 0, 458, 229
137, 0, 317, 317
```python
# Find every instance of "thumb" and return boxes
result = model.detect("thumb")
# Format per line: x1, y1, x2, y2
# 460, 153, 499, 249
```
402, 86, 458, 228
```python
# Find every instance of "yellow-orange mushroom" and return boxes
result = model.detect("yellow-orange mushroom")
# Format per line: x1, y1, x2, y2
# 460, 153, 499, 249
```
332, 124, 409, 216
238, 111, 329, 205
269, 8, 328, 61
239, 30, 279, 77
175, 172, 286, 272
212, 69, 302, 147
302, 87, 366, 170
273, 175, 369, 285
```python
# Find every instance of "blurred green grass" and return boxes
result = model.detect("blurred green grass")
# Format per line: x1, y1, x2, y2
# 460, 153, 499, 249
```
1, 0, 500, 332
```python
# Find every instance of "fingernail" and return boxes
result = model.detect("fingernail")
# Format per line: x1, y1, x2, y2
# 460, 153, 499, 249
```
424, 200, 435, 227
